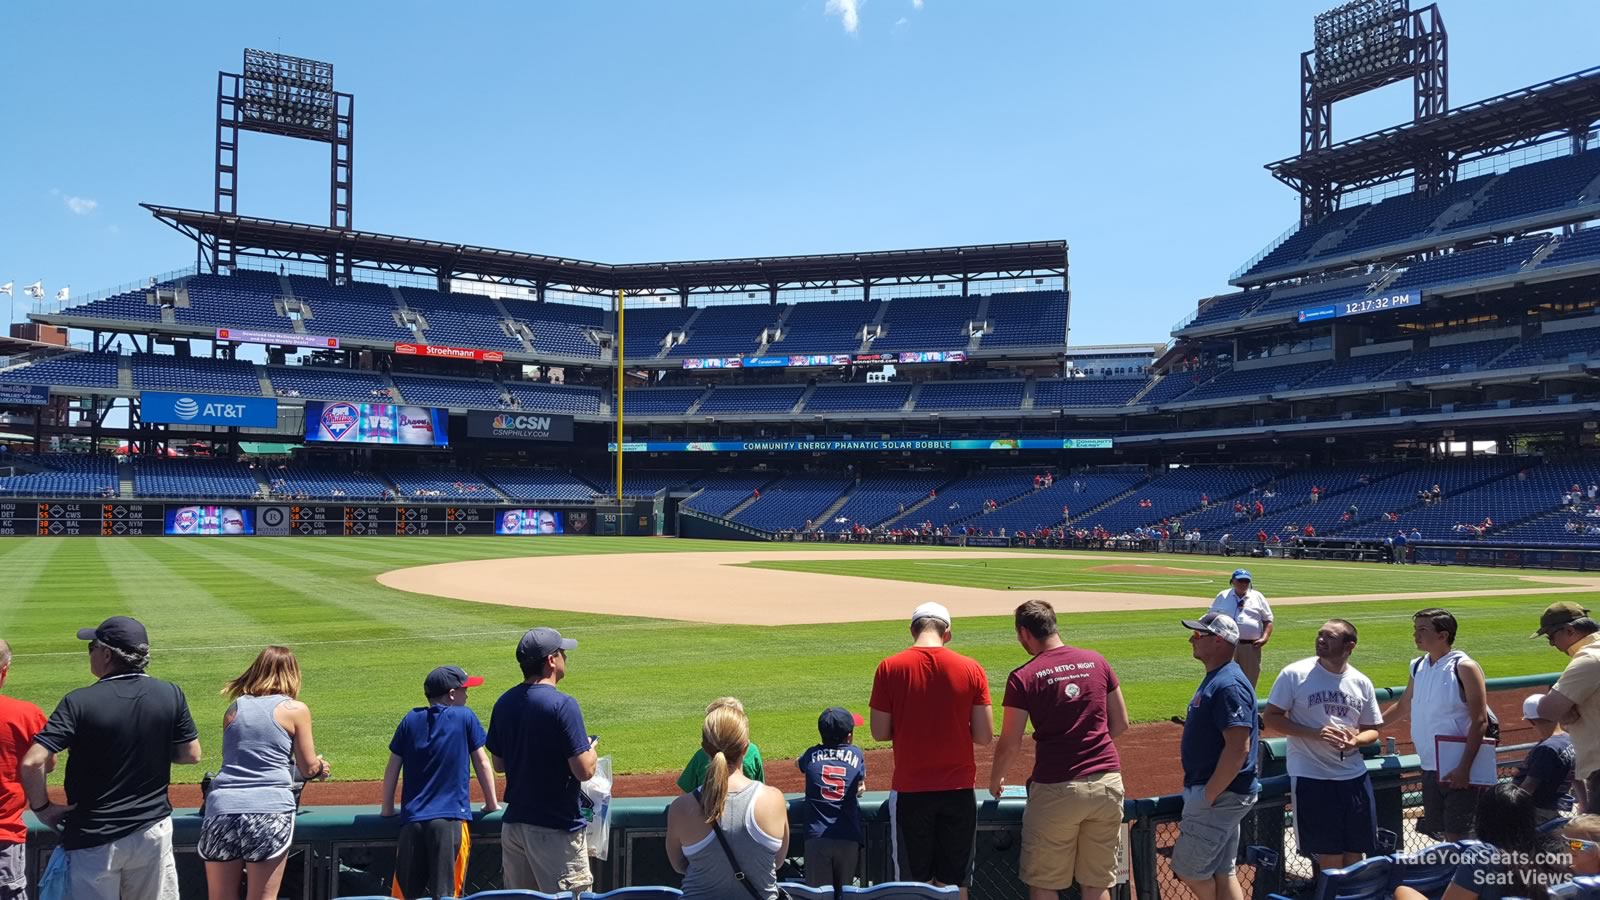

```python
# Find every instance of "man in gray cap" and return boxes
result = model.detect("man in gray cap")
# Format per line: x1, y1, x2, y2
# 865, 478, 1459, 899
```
1534, 602, 1600, 811
487, 627, 597, 895
20, 616, 202, 900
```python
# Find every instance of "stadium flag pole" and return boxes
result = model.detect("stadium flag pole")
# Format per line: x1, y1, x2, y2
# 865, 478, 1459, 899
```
615, 288, 624, 508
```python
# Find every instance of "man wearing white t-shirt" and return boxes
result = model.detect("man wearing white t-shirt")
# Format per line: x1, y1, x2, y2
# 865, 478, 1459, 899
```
1209, 570, 1274, 688
1264, 619, 1382, 871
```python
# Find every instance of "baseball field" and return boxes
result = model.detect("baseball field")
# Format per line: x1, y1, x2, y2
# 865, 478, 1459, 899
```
0, 535, 1589, 789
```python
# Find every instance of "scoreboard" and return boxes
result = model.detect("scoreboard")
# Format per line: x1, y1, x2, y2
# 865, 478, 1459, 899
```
0, 502, 589, 537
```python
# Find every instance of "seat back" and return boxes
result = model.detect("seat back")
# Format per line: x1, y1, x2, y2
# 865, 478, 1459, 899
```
845, 884, 960, 898
579, 889, 685, 899
778, 885, 837, 898
466, 890, 575, 900
1315, 856, 1393, 900
1389, 842, 1462, 900
1548, 876, 1600, 900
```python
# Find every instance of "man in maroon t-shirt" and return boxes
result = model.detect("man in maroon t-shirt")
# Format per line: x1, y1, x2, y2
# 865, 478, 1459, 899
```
990, 600, 1128, 900
0, 640, 46, 900
870, 602, 992, 899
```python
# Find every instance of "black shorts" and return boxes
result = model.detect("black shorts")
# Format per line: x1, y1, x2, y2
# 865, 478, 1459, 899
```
197, 812, 295, 863
395, 818, 470, 900
1292, 775, 1377, 856
890, 789, 977, 888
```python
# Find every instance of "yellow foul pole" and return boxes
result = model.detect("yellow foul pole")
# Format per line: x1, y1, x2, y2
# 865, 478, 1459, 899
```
615, 289, 624, 507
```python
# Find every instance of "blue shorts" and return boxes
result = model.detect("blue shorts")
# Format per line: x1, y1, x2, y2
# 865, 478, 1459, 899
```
1292, 774, 1377, 856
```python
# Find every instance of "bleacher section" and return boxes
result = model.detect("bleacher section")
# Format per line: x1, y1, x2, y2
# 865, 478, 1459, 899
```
974, 474, 1144, 532
980, 291, 1068, 348
1033, 378, 1146, 407
1493, 323, 1600, 368
1239, 205, 1369, 278
386, 468, 500, 500
1084, 467, 1275, 535
503, 381, 603, 415
267, 367, 391, 401
669, 305, 782, 358
623, 387, 706, 416
1386, 338, 1514, 378
391, 374, 505, 409
0, 353, 120, 388
802, 383, 912, 413
773, 301, 874, 354
1331, 174, 1493, 257
1141, 368, 1216, 405
873, 297, 977, 352
289, 277, 415, 342
1177, 360, 1330, 402
269, 466, 390, 501
1386, 237, 1549, 291
1187, 290, 1269, 328
914, 381, 1025, 411
1294, 351, 1409, 390
1542, 227, 1600, 269
623, 306, 695, 357
180, 272, 291, 330
696, 385, 806, 415
732, 474, 853, 531
134, 459, 259, 499
400, 289, 524, 352
681, 473, 777, 517
131, 354, 262, 396
899, 471, 1038, 528
482, 470, 598, 503
818, 473, 947, 531
62, 286, 165, 322
0, 454, 119, 498
1445, 148, 1600, 232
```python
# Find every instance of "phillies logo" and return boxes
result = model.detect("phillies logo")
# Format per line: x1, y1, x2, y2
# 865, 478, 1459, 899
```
321, 402, 359, 440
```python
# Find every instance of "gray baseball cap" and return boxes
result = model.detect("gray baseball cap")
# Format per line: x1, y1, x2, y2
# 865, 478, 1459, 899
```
516, 627, 577, 663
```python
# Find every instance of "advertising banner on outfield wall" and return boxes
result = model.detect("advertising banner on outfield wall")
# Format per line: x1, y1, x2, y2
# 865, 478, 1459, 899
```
216, 328, 340, 349
466, 411, 575, 442
0, 383, 50, 406
141, 392, 280, 427
394, 342, 505, 363
608, 436, 1115, 452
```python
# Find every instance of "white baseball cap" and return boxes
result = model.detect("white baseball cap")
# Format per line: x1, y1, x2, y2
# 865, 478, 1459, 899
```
912, 602, 952, 628
1524, 694, 1546, 721
1181, 611, 1240, 645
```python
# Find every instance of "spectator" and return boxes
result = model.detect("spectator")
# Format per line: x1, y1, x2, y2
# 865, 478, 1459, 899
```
1263, 619, 1381, 871
1172, 613, 1259, 900
1393, 529, 1408, 564
869, 602, 992, 898
1518, 693, 1578, 824
1304, 523, 1317, 536
1536, 603, 1600, 813
1382, 608, 1490, 840
487, 627, 597, 895
1310, 486, 1321, 503
1394, 783, 1566, 900
989, 600, 1127, 900
678, 698, 765, 792
382, 665, 499, 900
1564, 816, 1600, 875
1207, 569, 1274, 688
202, 646, 330, 900
666, 703, 789, 900
0, 640, 44, 900
21, 616, 202, 900
796, 708, 866, 895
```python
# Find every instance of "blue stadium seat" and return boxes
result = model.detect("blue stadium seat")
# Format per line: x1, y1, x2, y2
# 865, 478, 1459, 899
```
578, 889, 683, 899
1268, 856, 1392, 900
1388, 842, 1465, 900
980, 290, 1068, 348
467, 891, 575, 900
774, 300, 875, 354
1550, 876, 1600, 900
873, 296, 977, 352
668, 304, 782, 358
913, 381, 1024, 412
803, 383, 912, 413
289, 276, 416, 342
131, 353, 262, 396
777, 885, 834, 898
0, 352, 120, 388
844, 884, 958, 898
484, 470, 599, 503
504, 381, 603, 415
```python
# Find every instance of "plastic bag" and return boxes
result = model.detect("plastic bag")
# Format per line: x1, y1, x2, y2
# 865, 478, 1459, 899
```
37, 847, 68, 900
581, 755, 613, 861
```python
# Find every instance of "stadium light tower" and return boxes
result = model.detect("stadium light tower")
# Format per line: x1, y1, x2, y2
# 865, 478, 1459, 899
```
1298, 0, 1447, 223
214, 50, 354, 273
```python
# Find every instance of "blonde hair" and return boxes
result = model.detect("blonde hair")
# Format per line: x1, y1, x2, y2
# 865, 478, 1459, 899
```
1566, 815, 1600, 843
698, 703, 751, 824
222, 645, 302, 700
706, 696, 745, 716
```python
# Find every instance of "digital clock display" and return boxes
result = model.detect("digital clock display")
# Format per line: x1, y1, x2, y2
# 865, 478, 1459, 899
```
1298, 290, 1420, 324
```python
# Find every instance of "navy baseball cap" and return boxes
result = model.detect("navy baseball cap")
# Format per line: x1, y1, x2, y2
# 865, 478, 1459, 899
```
424, 665, 484, 698
818, 707, 865, 744
1231, 569, 1252, 582
516, 627, 577, 663
76, 616, 149, 654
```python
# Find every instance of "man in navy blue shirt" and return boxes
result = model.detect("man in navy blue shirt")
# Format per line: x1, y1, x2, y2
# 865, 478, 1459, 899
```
797, 707, 867, 894
487, 627, 597, 895
1173, 612, 1260, 900
381, 665, 498, 900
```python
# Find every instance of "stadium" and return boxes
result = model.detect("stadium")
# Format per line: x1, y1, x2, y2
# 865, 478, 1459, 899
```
5, 2, 1600, 898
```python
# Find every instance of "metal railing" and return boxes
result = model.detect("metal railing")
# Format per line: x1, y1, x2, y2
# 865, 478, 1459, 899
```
37, 265, 198, 316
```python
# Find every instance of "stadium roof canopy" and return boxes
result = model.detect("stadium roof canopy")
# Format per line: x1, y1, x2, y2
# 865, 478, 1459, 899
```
144, 205, 1067, 294
1266, 65, 1600, 194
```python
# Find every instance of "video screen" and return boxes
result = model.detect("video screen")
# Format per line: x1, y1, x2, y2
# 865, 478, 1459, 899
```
165, 505, 254, 536
495, 509, 565, 535
304, 401, 449, 447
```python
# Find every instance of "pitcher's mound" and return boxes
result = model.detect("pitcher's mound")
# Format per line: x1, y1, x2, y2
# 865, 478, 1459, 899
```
1088, 564, 1215, 576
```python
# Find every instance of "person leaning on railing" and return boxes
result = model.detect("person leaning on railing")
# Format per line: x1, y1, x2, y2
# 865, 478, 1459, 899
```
1533, 602, 1600, 813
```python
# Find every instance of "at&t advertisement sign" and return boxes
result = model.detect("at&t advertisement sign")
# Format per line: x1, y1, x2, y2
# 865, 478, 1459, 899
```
141, 392, 279, 427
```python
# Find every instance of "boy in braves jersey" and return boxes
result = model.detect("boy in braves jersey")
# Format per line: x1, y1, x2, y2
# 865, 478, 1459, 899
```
798, 708, 866, 895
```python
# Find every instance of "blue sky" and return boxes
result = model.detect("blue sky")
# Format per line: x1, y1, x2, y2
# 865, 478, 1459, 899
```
2, 1, 1596, 345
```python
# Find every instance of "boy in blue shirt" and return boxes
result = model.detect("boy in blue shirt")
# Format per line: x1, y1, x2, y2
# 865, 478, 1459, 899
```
797, 707, 867, 896
382, 665, 499, 900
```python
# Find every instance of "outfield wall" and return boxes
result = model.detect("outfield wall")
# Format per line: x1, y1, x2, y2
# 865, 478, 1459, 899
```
0, 500, 597, 537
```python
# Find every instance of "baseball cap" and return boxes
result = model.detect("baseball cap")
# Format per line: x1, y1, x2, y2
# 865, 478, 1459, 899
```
76, 616, 150, 655
1531, 601, 1592, 639
818, 707, 866, 744
516, 627, 578, 662
424, 665, 484, 698
1231, 569, 1253, 583
1524, 694, 1547, 721
911, 602, 951, 628
1181, 611, 1240, 645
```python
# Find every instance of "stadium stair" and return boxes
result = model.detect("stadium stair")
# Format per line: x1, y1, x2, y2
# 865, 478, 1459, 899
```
1327, 465, 1520, 536
805, 483, 859, 532
901, 383, 922, 412
1065, 480, 1150, 525
881, 482, 950, 525
683, 391, 708, 416
1126, 375, 1161, 405
792, 385, 814, 414
1021, 376, 1036, 410
256, 368, 274, 397
117, 356, 132, 389
117, 461, 134, 498
721, 477, 780, 520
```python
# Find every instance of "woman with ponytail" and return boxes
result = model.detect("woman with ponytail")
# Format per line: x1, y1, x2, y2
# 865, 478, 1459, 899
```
667, 700, 790, 899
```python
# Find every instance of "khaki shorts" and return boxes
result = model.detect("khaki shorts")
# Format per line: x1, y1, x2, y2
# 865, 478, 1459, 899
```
1021, 771, 1125, 890
501, 822, 591, 893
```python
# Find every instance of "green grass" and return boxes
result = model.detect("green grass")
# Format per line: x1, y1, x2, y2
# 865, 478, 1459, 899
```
738, 554, 1554, 596
0, 537, 1577, 782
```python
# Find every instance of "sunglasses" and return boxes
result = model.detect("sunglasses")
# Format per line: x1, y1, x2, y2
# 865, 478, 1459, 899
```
1570, 839, 1598, 854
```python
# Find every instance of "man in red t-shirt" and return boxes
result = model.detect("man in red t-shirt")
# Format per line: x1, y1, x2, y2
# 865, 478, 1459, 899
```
870, 602, 992, 898
990, 600, 1127, 900
0, 640, 46, 899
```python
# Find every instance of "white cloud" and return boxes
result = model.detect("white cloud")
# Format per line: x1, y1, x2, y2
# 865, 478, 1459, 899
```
895, 15, 908, 24
825, 0, 860, 33
64, 195, 97, 215
912, 0, 923, 8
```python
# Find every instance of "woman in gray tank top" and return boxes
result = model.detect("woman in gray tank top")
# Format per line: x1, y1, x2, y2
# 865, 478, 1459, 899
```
201, 646, 331, 900
667, 701, 790, 900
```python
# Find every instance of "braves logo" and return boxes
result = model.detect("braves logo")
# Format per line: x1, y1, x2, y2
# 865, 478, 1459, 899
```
321, 402, 359, 440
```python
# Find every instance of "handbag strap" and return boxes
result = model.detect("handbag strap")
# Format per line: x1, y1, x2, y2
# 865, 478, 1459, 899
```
710, 819, 764, 900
